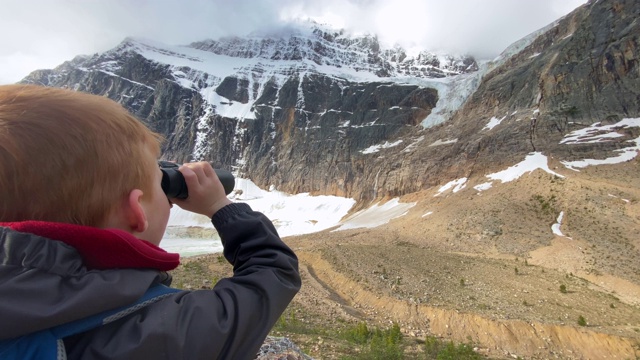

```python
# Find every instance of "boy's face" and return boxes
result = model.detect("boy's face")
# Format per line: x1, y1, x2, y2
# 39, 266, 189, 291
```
138, 151, 172, 246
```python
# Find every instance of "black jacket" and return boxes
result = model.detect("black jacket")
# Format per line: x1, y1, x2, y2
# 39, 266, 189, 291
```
0, 203, 301, 360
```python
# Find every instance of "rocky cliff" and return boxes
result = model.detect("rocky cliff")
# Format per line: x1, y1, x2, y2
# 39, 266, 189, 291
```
349, 0, 640, 202
20, 22, 472, 204
21, 0, 639, 206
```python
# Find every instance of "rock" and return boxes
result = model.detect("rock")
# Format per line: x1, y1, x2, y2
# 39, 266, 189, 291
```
256, 336, 314, 360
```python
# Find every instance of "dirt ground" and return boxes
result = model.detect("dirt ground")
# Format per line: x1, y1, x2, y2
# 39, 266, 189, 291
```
171, 158, 640, 359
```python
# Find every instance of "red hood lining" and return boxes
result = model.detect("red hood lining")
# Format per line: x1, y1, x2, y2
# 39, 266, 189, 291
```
1, 221, 180, 271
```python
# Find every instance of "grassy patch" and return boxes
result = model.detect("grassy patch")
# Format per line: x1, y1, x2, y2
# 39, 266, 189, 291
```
270, 312, 487, 359
339, 322, 404, 360
272, 307, 325, 336
424, 336, 483, 359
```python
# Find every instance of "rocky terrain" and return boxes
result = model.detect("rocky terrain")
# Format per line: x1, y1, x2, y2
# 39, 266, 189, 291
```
172, 157, 640, 359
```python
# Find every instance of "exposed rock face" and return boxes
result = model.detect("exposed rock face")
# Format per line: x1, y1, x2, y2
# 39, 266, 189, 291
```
246, 79, 436, 198
442, 0, 640, 166
20, 24, 447, 203
350, 0, 640, 200
20, 0, 639, 205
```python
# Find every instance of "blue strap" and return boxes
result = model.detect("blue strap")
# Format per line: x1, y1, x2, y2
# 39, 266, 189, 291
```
0, 331, 61, 360
52, 284, 181, 338
0, 284, 181, 360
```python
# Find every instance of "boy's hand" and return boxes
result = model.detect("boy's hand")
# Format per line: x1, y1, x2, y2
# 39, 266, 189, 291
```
171, 162, 232, 217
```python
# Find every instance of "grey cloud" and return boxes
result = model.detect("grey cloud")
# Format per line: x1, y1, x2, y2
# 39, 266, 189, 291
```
0, 0, 586, 84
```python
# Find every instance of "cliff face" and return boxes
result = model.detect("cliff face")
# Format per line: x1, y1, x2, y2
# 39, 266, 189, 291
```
21, 0, 640, 204
20, 24, 454, 203
352, 0, 640, 201
444, 0, 640, 165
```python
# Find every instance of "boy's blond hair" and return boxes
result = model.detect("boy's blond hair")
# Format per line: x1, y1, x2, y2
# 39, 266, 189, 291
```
0, 85, 162, 227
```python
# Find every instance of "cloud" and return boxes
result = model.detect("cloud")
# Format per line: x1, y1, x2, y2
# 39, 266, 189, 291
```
285, 0, 588, 58
0, 0, 586, 84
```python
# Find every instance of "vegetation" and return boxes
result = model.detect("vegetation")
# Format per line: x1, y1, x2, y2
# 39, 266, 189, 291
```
339, 322, 404, 360
577, 315, 587, 327
560, 284, 567, 293
273, 307, 324, 336
272, 311, 487, 359
424, 336, 483, 360
529, 194, 558, 218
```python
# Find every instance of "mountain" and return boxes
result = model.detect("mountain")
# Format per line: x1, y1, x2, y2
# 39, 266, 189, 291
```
19, 0, 640, 358
22, 1, 639, 207
21, 21, 479, 204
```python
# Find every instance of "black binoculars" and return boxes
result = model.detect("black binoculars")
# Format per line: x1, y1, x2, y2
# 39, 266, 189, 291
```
158, 161, 235, 199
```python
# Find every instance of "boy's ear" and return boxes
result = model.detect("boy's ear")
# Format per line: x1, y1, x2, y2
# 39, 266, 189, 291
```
126, 189, 148, 233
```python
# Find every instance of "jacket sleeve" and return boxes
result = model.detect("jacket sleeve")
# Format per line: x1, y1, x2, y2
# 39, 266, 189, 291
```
193, 202, 301, 359
67, 203, 301, 360
197, 202, 302, 358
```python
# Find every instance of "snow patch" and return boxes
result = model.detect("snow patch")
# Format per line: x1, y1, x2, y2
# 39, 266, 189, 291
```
162, 177, 356, 255
551, 211, 571, 239
559, 118, 640, 171
402, 136, 425, 153
483, 115, 507, 131
435, 177, 467, 196
334, 198, 416, 231
560, 118, 640, 144
429, 138, 458, 147
608, 194, 631, 203
475, 152, 563, 192
474, 182, 493, 191
361, 140, 403, 154
487, 152, 563, 183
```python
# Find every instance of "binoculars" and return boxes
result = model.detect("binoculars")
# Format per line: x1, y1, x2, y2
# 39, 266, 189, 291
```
158, 161, 235, 199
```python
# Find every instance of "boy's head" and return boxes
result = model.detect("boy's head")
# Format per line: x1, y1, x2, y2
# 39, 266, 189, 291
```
0, 84, 162, 228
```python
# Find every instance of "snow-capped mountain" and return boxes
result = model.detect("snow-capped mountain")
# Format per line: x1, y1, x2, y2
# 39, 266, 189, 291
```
21, 1, 640, 206
188, 23, 477, 78
22, 21, 481, 204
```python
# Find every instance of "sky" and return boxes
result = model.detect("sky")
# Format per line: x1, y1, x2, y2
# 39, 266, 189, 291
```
0, 0, 587, 85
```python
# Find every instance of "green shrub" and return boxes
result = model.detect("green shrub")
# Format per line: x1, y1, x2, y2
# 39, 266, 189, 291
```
342, 322, 371, 345
424, 336, 483, 359
560, 284, 567, 293
424, 336, 441, 358
272, 308, 319, 335
437, 342, 483, 360
368, 324, 403, 360
577, 315, 587, 326
340, 323, 403, 360
529, 194, 558, 218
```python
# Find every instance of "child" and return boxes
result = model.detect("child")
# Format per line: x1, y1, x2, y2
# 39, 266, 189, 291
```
0, 84, 301, 359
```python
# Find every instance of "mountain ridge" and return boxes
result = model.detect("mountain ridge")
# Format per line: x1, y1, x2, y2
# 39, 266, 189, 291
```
19, 0, 639, 207
21, 25, 479, 203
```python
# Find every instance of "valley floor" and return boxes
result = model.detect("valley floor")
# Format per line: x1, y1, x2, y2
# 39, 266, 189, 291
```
171, 160, 640, 359
172, 240, 640, 359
